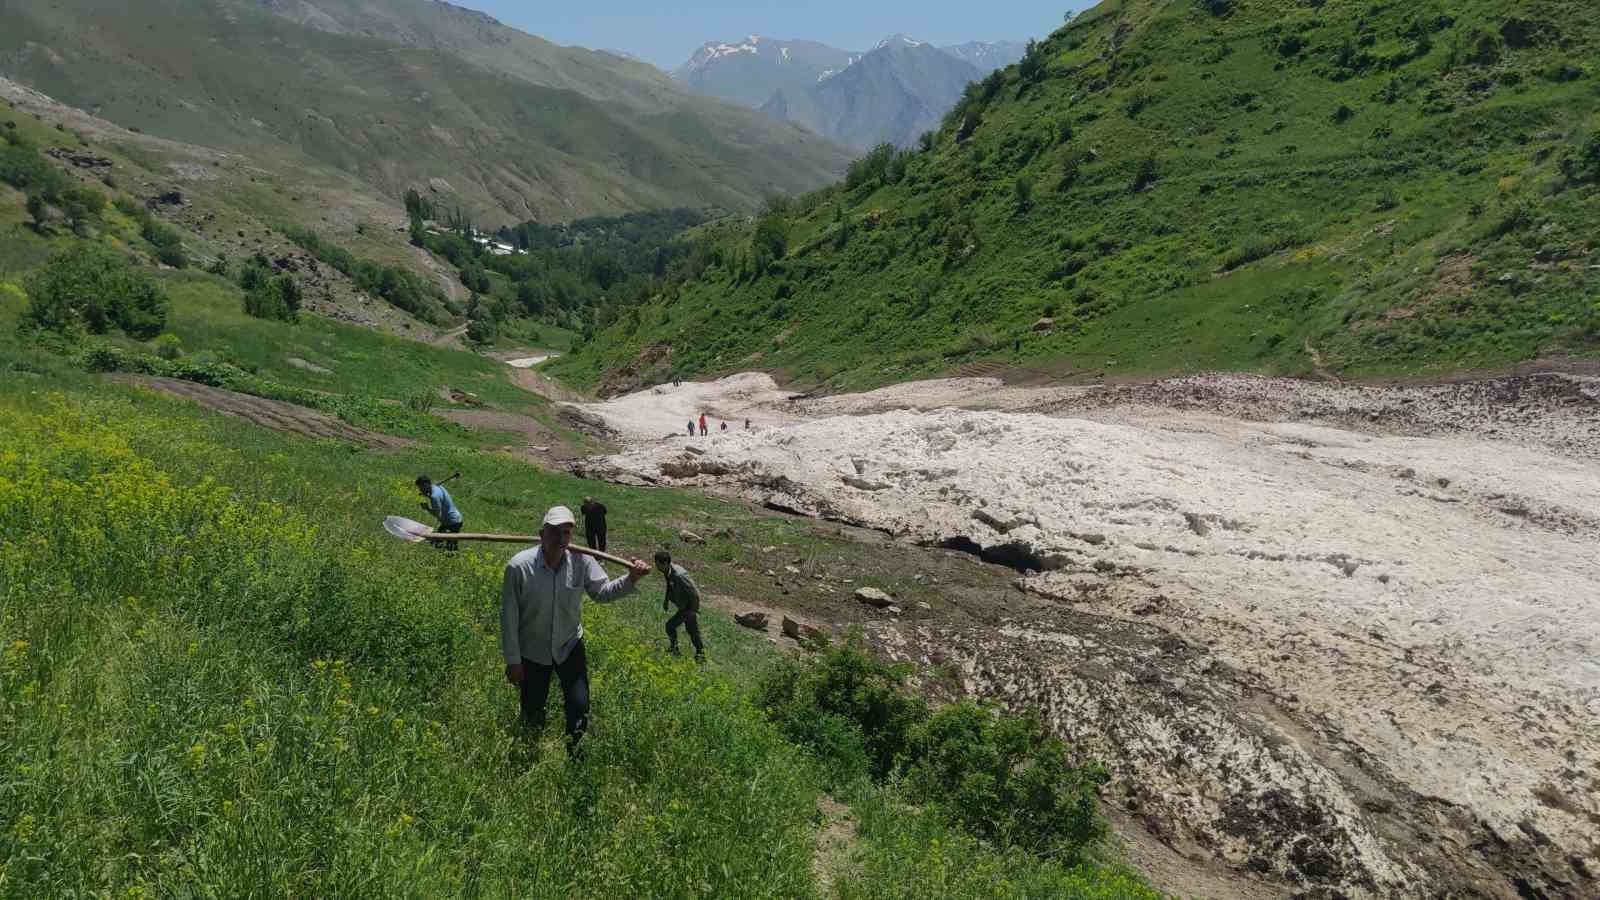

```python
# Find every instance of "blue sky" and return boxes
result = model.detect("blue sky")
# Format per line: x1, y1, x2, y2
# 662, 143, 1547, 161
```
454, 1, 1097, 69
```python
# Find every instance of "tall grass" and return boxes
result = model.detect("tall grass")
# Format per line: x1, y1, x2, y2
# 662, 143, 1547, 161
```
0, 395, 823, 896
0, 371, 1156, 897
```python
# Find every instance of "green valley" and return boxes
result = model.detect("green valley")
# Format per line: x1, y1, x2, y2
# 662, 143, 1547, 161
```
550, 0, 1600, 392
0, 94, 1158, 897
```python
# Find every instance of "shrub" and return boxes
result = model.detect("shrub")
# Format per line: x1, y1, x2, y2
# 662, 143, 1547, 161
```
23, 247, 170, 339
902, 703, 1109, 861
59, 185, 106, 236
1013, 175, 1035, 213
756, 637, 929, 781
243, 273, 303, 323
150, 333, 183, 360
25, 192, 47, 229
1561, 132, 1600, 184
1130, 156, 1159, 193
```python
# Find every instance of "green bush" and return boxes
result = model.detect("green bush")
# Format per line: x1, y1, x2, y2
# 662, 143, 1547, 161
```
243, 272, 303, 323
758, 637, 1116, 873
23, 247, 170, 339
150, 333, 183, 360
1562, 132, 1600, 184
902, 702, 1108, 861
756, 637, 928, 781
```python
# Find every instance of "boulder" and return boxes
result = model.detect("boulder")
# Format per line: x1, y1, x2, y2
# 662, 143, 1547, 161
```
781, 616, 828, 645
1032, 317, 1056, 332
855, 587, 894, 608
734, 612, 770, 631
679, 530, 705, 544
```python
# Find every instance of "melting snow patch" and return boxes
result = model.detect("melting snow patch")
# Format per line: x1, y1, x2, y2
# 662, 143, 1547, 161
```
505, 354, 558, 369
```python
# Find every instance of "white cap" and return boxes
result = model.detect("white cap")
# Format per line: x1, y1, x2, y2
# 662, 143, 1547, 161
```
542, 505, 576, 528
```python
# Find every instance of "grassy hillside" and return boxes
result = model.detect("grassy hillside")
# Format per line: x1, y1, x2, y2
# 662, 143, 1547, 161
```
0, 0, 850, 227
1, 129, 1158, 895
550, 0, 1600, 392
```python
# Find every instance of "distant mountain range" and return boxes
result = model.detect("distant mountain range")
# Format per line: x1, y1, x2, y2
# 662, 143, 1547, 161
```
672, 34, 1026, 149
0, 0, 853, 224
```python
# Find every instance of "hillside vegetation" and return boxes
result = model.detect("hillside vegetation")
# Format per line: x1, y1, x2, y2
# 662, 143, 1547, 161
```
550, 0, 1600, 392
1, 110, 1157, 895
0, 0, 850, 226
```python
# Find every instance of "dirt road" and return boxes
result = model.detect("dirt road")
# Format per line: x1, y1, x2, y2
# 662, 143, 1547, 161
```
569, 371, 1600, 899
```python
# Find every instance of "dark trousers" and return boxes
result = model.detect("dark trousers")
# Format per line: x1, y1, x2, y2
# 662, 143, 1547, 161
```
585, 526, 607, 553
437, 519, 463, 552
666, 609, 704, 654
519, 642, 590, 748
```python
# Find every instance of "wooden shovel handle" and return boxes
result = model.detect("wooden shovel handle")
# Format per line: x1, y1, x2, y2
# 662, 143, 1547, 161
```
421, 532, 635, 568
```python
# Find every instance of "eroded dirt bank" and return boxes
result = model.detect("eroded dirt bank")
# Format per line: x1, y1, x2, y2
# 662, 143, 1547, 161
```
568, 371, 1600, 899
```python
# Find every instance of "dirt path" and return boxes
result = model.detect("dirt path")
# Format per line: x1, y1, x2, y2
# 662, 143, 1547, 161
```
567, 370, 1600, 899
430, 324, 469, 349
114, 376, 409, 449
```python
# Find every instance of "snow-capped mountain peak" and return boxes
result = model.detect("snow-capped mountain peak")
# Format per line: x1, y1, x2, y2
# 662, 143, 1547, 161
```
677, 36, 765, 76
876, 34, 927, 51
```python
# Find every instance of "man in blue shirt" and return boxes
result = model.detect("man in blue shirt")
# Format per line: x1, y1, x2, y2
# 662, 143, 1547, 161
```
416, 475, 464, 551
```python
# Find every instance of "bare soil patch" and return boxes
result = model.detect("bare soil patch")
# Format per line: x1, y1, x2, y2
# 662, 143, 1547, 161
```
114, 375, 408, 449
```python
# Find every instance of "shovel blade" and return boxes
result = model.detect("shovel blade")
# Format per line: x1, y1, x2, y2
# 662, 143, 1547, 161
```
384, 516, 434, 543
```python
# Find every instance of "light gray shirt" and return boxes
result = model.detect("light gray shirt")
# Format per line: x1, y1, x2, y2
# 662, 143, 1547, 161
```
500, 546, 637, 666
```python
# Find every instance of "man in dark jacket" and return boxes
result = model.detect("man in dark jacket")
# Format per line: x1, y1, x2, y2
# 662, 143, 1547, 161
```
580, 496, 608, 553
656, 550, 705, 662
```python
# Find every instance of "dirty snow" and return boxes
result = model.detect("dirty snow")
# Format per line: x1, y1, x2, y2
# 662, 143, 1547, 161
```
505, 353, 559, 369
570, 371, 1600, 895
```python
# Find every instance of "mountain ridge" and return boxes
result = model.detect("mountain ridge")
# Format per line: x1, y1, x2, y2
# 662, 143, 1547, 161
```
759, 40, 984, 149
553, 0, 1600, 403
0, 0, 851, 225
672, 34, 1025, 145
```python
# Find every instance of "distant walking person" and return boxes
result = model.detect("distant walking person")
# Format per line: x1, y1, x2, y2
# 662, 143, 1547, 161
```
580, 495, 608, 553
686, 420, 695, 437
656, 550, 705, 662
416, 475, 463, 551
698, 413, 708, 437
501, 506, 651, 753
719, 421, 727, 432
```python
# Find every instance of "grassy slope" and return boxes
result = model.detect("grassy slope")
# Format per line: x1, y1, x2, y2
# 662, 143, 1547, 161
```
0, 242, 1155, 899
551, 0, 1600, 392
0, 0, 850, 227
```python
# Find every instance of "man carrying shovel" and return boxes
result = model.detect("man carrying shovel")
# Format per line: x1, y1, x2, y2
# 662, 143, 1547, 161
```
501, 506, 651, 755
416, 474, 463, 551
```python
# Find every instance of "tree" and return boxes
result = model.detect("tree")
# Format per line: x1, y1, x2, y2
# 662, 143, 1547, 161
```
60, 185, 106, 236
1013, 176, 1034, 214
23, 246, 170, 338
752, 213, 788, 274
1019, 39, 1046, 83
243, 273, 303, 323
25, 193, 48, 231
